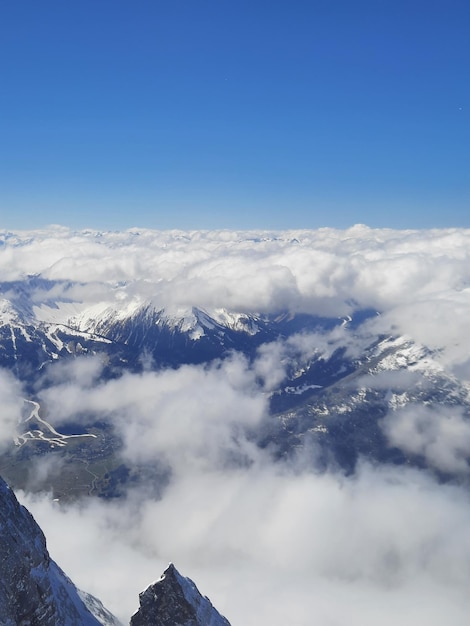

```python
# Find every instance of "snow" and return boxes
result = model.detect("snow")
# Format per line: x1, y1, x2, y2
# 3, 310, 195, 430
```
372, 336, 444, 376
284, 384, 323, 395
15, 400, 97, 448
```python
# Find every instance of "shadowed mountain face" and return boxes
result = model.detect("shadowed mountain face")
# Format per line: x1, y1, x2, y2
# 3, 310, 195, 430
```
0, 475, 121, 626
130, 564, 231, 626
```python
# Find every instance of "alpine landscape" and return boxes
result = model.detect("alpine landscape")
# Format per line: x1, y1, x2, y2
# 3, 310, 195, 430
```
1, 1, 469, 623
2, 226, 470, 624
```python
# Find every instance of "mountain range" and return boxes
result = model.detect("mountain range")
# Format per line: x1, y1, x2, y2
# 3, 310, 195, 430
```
2, 271, 470, 622
1, 275, 468, 495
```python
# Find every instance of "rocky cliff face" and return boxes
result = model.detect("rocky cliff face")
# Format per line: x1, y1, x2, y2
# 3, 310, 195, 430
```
130, 564, 231, 626
0, 476, 121, 626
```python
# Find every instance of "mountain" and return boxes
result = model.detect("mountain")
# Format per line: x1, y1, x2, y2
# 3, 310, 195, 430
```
0, 275, 373, 498
267, 334, 470, 476
0, 474, 231, 625
0, 276, 351, 380
130, 564, 231, 626
0, 475, 121, 626
2, 273, 470, 492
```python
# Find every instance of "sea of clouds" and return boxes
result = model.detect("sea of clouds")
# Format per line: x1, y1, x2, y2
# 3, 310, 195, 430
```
3, 225, 470, 624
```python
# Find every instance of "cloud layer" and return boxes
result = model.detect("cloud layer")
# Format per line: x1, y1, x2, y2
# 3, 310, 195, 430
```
20, 460, 470, 625
0, 227, 468, 303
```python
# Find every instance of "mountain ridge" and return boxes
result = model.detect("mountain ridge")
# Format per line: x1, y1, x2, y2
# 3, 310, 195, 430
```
0, 475, 122, 626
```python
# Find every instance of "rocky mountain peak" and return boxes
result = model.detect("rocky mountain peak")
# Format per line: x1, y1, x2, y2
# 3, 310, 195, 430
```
130, 563, 231, 626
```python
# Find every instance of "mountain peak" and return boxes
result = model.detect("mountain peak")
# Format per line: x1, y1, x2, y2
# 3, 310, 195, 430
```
130, 563, 231, 626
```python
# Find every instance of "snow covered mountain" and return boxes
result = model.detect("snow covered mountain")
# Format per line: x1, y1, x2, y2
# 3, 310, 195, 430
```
0, 275, 350, 379
130, 564, 231, 626
2, 273, 470, 493
268, 333, 470, 476
0, 475, 121, 626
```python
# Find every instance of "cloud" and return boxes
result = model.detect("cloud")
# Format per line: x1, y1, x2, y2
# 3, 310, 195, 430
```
39, 354, 105, 388
10, 343, 470, 626
37, 353, 268, 471
1, 226, 470, 376
381, 404, 470, 474
1, 225, 469, 320
371, 291, 470, 373
19, 460, 470, 626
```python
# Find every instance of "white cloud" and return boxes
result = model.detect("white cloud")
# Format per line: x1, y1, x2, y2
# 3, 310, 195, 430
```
1, 225, 469, 319
39, 354, 105, 388
12, 344, 470, 626
37, 354, 267, 471
381, 405, 470, 474
19, 461, 470, 626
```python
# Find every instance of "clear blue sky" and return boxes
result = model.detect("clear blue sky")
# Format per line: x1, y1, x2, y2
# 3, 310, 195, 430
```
1, 1, 469, 230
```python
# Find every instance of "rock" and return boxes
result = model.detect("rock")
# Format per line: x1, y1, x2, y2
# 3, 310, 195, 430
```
0, 476, 121, 626
130, 563, 230, 626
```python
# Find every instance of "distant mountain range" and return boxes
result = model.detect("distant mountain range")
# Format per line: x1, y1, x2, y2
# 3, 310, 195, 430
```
0, 276, 354, 377
1, 275, 469, 498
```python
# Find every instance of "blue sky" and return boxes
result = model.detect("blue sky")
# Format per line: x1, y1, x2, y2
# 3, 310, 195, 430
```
1, 0, 469, 230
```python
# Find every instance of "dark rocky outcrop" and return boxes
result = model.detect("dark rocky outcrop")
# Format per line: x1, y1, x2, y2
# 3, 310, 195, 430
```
130, 564, 230, 626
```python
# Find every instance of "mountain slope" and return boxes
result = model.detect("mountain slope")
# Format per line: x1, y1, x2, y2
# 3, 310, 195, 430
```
0, 276, 355, 377
130, 563, 231, 626
0, 475, 121, 626
269, 335, 470, 475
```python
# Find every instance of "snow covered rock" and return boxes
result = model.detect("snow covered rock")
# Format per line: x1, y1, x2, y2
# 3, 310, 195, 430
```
0, 475, 121, 626
130, 563, 231, 626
